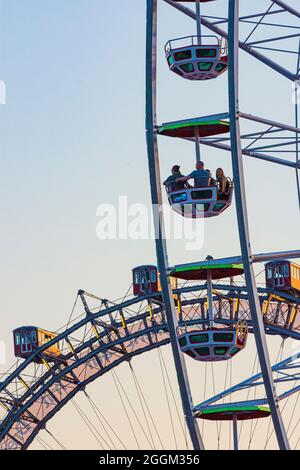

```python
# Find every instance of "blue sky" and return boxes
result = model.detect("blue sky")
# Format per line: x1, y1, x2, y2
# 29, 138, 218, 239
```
0, 0, 299, 449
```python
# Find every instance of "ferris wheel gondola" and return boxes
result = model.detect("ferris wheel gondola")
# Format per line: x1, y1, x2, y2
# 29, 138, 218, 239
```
165, 35, 228, 81
167, 181, 233, 218
265, 260, 300, 297
158, 114, 234, 218
13, 326, 61, 363
165, 0, 228, 81
172, 257, 248, 362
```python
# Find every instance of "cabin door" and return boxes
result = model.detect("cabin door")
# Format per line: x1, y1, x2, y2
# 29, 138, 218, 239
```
274, 266, 284, 288
140, 269, 150, 294
20, 332, 33, 354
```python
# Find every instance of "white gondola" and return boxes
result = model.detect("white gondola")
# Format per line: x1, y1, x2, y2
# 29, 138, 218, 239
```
172, 259, 247, 362
167, 180, 233, 218
177, 322, 248, 362
165, 35, 228, 81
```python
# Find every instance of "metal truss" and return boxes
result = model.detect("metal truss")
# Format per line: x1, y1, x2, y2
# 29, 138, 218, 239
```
159, 111, 300, 169
199, 113, 300, 170
0, 284, 299, 449
194, 351, 300, 413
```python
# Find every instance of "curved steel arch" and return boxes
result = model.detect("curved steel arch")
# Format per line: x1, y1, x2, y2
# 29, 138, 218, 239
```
0, 291, 170, 449
0, 284, 299, 450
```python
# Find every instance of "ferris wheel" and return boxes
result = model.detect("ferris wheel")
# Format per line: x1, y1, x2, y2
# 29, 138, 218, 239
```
145, 0, 300, 451
0, 0, 300, 451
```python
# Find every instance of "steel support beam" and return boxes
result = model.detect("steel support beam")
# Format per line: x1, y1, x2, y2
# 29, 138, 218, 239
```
228, 0, 290, 451
240, 112, 300, 134
233, 414, 239, 451
145, 0, 204, 451
198, 138, 299, 169
295, 48, 300, 211
206, 271, 214, 328
272, 0, 300, 20
194, 127, 201, 163
253, 250, 300, 263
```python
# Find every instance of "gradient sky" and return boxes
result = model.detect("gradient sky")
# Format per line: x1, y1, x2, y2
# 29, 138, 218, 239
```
0, 0, 300, 450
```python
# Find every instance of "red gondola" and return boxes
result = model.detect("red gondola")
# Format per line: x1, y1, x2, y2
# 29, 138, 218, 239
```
265, 260, 300, 296
13, 326, 61, 362
132, 266, 158, 296
132, 265, 178, 301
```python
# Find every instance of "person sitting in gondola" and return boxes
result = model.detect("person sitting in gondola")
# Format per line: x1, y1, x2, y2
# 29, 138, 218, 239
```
163, 165, 187, 192
207, 169, 216, 186
176, 161, 211, 188
216, 168, 229, 198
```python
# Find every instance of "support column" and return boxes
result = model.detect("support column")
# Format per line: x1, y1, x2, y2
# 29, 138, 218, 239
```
196, 0, 202, 44
206, 271, 214, 328
146, 0, 204, 451
228, 0, 289, 450
194, 127, 201, 163
295, 41, 300, 211
233, 414, 238, 450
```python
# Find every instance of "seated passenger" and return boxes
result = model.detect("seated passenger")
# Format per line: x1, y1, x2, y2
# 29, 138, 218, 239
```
176, 161, 211, 188
163, 165, 187, 192
216, 168, 228, 195
207, 169, 216, 186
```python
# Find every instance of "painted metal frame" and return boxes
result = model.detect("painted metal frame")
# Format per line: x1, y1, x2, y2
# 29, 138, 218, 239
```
196, 114, 300, 169
145, 0, 204, 450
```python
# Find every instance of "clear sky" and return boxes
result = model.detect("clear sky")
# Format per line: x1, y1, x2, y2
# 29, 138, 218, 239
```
0, 0, 300, 450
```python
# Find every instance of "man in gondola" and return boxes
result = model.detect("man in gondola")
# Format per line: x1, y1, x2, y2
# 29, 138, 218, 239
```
176, 161, 211, 188
163, 165, 187, 192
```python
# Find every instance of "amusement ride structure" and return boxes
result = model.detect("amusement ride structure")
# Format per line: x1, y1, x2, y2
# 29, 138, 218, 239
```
1, 0, 300, 451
